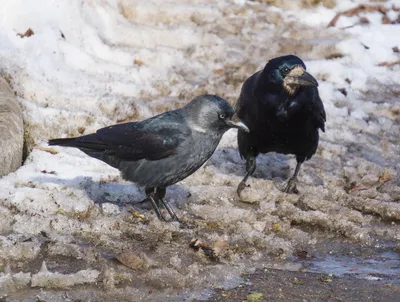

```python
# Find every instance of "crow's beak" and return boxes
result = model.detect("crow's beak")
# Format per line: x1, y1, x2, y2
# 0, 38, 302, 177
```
225, 114, 250, 132
285, 68, 318, 87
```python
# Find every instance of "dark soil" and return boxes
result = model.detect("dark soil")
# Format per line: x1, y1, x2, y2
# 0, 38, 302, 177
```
203, 269, 400, 302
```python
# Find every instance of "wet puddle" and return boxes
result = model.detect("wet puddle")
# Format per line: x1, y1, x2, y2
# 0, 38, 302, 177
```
303, 250, 400, 282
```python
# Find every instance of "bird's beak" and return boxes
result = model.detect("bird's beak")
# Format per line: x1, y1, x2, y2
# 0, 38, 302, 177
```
284, 67, 318, 87
225, 114, 250, 132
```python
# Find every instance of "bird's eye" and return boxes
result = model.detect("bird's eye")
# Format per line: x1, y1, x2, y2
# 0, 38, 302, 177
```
282, 67, 290, 74
219, 114, 226, 119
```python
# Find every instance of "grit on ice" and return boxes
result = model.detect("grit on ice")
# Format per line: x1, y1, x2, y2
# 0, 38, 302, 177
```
0, 0, 399, 299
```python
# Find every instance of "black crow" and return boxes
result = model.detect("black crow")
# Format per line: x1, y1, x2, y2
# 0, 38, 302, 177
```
49, 95, 249, 221
236, 55, 326, 196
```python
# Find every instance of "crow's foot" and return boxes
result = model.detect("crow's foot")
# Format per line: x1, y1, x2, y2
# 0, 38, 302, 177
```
283, 177, 299, 194
237, 181, 249, 197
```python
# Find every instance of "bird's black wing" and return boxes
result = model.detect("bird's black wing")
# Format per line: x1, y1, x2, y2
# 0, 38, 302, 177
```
71, 112, 189, 161
308, 89, 326, 132
235, 71, 263, 130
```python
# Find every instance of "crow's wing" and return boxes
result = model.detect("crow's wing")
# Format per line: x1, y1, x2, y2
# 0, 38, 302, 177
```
308, 88, 326, 132
313, 94, 326, 132
235, 71, 263, 130
73, 113, 189, 161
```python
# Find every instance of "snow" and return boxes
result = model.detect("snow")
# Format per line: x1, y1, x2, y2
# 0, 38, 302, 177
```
0, 0, 399, 300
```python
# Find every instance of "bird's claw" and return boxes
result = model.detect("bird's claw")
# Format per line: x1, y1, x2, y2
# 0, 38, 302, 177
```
283, 178, 299, 194
236, 181, 248, 197
154, 209, 182, 223
167, 214, 182, 223
155, 210, 169, 222
164, 214, 195, 228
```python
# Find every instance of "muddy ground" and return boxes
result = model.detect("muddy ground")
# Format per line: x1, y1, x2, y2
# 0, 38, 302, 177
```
205, 269, 400, 302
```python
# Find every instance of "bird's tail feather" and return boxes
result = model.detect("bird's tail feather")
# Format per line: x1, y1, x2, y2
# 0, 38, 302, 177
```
48, 138, 77, 147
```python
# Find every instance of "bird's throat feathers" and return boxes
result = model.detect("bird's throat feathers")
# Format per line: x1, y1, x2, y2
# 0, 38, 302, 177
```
187, 120, 207, 133
283, 83, 298, 96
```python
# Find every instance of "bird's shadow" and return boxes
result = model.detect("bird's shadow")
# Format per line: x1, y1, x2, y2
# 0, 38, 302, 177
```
209, 142, 343, 187
343, 132, 397, 167
33, 174, 189, 211
209, 132, 399, 189
34, 174, 141, 205
208, 146, 293, 181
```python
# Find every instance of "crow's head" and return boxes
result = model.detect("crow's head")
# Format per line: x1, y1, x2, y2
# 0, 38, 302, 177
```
264, 55, 318, 95
185, 95, 249, 134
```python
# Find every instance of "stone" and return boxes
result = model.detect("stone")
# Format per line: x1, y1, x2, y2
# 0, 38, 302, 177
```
0, 77, 23, 177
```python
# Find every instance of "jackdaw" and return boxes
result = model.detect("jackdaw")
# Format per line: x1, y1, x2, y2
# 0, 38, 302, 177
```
236, 55, 326, 196
49, 94, 249, 221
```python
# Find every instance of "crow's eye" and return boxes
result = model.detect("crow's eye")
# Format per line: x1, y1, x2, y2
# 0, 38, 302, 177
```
282, 67, 290, 74
219, 114, 226, 119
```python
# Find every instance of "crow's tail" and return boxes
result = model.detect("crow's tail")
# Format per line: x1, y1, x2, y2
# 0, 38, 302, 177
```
48, 137, 77, 147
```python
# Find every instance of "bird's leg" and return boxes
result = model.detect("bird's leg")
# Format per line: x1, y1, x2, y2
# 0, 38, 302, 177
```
159, 198, 181, 222
284, 161, 302, 194
155, 188, 195, 228
145, 187, 167, 221
155, 188, 181, 223
148, 196, 167, 221
237, 155, 257, 196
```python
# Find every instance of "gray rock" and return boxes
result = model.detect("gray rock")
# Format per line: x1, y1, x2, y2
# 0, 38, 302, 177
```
0, 77, 23, 177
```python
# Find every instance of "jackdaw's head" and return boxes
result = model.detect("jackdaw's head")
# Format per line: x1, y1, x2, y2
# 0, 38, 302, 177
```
185, 95, 249, 134
264, 55, 318, 95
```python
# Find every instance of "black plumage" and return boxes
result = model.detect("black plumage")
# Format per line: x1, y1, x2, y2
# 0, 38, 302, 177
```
236, 55, 326, 195
49, 94, 249, 221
